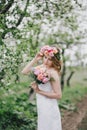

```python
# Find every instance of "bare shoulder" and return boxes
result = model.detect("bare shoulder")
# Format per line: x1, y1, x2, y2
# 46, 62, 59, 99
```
50, 69, 60, 80
50, 69, 59, 76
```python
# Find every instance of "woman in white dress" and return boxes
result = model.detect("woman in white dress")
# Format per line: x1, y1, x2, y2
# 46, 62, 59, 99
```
22, 45, 62, 130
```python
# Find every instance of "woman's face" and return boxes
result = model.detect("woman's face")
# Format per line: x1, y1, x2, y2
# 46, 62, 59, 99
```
43, 55, 53, 67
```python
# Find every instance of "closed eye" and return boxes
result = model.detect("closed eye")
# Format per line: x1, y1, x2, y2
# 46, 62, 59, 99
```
44, 56, 52, 61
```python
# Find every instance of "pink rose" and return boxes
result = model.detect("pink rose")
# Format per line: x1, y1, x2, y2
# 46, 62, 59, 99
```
34, 69, 40, 75
49, 52, 54, 57
37, 73, 44, 80
42, 77, 49, 83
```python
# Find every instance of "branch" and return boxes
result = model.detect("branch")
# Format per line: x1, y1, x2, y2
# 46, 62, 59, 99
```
16, 0, 29, 27
42, 0, 51, 13
1, 0, 29, 39
0, 0, 14, 14
73, 0, 82, 7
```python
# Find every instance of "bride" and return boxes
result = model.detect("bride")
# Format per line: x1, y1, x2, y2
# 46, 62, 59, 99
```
22, 45, 62, 130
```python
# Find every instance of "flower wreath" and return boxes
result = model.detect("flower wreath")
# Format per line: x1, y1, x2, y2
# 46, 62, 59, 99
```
40, 45, 62, 60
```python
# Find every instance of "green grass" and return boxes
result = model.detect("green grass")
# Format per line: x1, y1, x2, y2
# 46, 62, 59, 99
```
59, 85, 87, 111
65, 66, 87, 87
59, 66, 87, 109
62, 85, 87, 102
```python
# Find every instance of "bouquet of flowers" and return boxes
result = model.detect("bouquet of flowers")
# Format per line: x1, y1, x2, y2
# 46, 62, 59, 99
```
31, 66, 50, 84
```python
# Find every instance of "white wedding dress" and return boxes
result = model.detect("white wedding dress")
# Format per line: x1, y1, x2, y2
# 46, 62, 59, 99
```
36, 81, 62, 130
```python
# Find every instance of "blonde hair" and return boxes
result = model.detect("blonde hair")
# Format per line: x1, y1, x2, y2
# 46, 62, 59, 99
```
51, 44, 63, 74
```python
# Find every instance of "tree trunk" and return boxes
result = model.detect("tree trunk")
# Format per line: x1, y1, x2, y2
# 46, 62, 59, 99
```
66, 71, 75, 87
61, 48, 66, 90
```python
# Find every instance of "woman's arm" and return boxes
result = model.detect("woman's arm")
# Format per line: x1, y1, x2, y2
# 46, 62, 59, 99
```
21, 58, 37, 75
32, 71, 62, 99
21, 52, 43, 75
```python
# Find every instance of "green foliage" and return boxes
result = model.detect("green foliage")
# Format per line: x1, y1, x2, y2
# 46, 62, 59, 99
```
0, 1, 86, 129
0, 89, 37, 130
0, 0, 83, 88
0, 44, 23, 87
0, 81, 87, 129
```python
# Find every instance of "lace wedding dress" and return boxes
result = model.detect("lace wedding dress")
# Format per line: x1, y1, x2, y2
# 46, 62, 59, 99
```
36, 81, 62, 130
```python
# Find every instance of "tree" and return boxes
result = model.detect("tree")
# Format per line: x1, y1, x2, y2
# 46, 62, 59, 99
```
0, 0, 83, 88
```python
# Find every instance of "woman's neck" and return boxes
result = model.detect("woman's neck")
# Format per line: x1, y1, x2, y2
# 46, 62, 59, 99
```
43, 64, 52, 69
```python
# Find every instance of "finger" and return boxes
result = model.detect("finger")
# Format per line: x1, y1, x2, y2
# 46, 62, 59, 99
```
39, 53, 43, 57
31, 85, 35, 89
31, 81, 36, 85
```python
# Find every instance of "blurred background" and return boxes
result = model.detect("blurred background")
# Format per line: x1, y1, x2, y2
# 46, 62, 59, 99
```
0, 0, 87, 130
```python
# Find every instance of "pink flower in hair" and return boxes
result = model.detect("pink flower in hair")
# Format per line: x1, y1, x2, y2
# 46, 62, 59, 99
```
40, 45, 58, 57
40, 45, 49, 53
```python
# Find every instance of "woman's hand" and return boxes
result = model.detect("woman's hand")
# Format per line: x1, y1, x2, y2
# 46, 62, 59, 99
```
31, 81, 40, 93
35, 52, 43, 61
